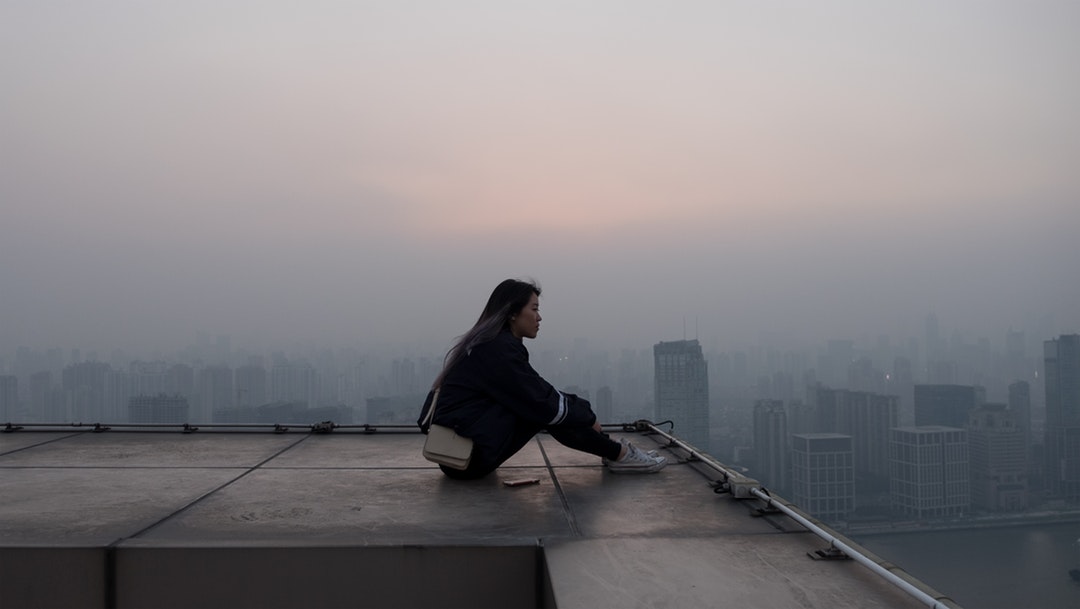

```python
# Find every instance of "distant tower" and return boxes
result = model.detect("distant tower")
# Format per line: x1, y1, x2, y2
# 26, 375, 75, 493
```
104, 368, 134, 422
29, 371, 52, 422
197, 365, 234, 421
809, 386, 898, 479
235, 364, 268, 408
1044, 334, 1080, 503
271, 361, 318, 407
594, 386, 614, 424
654, 339, 709, 450
913, 384, 984, 428
790, 433, 854, 522
890, 426, 970, 519
753, 400, 788, 492
168, 364, 196, 400
62, 362, 111, 422
129, 394, 190, 424
1008, 380, 1032, 472
0, 375, 17, 421
968, 404, 1028, 512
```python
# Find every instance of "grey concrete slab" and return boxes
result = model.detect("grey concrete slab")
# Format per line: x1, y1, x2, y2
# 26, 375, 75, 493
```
261, 432, 435, 468
544, 536, 928, 609
0, 432, 302, 467
0, 467, 246, 545
140, 466, 575, 544
0, 431, 83, 455
555, 462, 779, 539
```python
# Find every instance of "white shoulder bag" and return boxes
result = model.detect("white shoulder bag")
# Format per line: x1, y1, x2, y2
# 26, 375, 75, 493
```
420, 389, 473, 470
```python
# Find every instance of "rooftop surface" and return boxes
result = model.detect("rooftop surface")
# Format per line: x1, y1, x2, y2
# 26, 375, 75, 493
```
1, 425, 958, 609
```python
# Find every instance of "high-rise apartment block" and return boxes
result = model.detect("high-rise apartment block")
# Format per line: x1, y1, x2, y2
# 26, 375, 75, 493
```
890, 426, 970, 519
0, 375, 17, 422
654, 339, 709, 450
594, 386, 614, 424
790, 433, 854, 522
62, 362, 110, 422
129, 394, 190, 424
913, 384, 984, 428
1007, 380, 1032, 469
810, 386, 898, 478
130, 361, 170, 398
752, 400, 788, 492
1044, 334, 1080, 503
197, 365, 234, 421
968, 404, 1027, 511
235, 364, 268, 408
271, 362, 318, 407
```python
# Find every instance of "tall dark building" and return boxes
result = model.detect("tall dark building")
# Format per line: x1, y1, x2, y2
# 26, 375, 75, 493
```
0, 375, 17, 422
752, 400, 788, 492
1044, 334, 1080, 502
62, 362, 111, 422
968, 404, 1027, 512
810, 385, 898, 479
913, 384, 984, 428
129, 394, 190, 424
594, 386, 614, 424
1008, 380, 1032, 473
654, 339, 709, 450
235, 364, 268, 408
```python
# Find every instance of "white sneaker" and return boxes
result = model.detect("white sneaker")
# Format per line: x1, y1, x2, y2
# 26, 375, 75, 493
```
605, 439, 667, 474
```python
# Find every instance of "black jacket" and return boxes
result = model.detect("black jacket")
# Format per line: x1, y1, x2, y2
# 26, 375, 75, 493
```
417, 330, 596, 466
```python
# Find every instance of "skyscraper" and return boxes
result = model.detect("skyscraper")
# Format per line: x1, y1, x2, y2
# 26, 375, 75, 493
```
1008, 380, 1032, 473
1044, 334, 1080, 502
0, 375, 17, 422
790, 433, 854, 522
654, 339, 709, 450
809, 386, 898, 479
235, 364, 268, 408
752, 400, 788, 492
62, 361, 110, 422
594, 386, 614, 424
913, 384, 984, 428
129, 394, 190, 424
890, 426, 970, 519
968, 404, 1027, 512
197, 365, 235, 421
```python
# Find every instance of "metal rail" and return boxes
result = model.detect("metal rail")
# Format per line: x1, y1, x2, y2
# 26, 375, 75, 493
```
636, 420, 959, 609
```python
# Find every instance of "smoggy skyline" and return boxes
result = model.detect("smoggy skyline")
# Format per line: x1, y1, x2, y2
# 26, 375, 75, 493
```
2, 1, 1078, 356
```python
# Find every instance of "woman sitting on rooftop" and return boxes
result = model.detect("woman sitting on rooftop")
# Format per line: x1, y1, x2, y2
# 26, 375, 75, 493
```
417, 278, 666, 479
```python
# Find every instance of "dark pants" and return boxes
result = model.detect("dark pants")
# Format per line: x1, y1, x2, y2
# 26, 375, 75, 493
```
440, 423, 622, 480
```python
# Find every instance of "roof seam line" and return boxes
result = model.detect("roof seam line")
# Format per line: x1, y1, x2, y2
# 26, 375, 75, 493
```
0, 431, 89, 457
536, 437, 581, 537
115, 433, 313, 542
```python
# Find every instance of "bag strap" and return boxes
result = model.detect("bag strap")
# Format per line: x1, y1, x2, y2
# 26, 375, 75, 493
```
420, 388, 441, 428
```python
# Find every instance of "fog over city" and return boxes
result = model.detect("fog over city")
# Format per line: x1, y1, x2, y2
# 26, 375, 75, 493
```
2, 1, 1078, 358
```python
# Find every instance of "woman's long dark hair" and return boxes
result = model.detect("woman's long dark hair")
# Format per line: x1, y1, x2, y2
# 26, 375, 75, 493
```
432, 278, 541, 389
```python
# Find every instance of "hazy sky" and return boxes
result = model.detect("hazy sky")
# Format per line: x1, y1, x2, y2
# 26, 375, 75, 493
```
2, 1, 1078, 356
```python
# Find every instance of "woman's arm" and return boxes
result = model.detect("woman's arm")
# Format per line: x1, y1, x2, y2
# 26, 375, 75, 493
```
479, 336, 596, 429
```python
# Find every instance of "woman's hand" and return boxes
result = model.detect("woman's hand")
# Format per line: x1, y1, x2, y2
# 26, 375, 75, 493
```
592, 420, 603, 433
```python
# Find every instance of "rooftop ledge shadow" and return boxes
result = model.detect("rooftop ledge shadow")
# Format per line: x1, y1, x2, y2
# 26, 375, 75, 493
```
1, 428, 959, 609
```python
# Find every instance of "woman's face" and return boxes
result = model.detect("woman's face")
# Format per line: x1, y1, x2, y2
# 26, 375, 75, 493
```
509, 293, 541, 339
